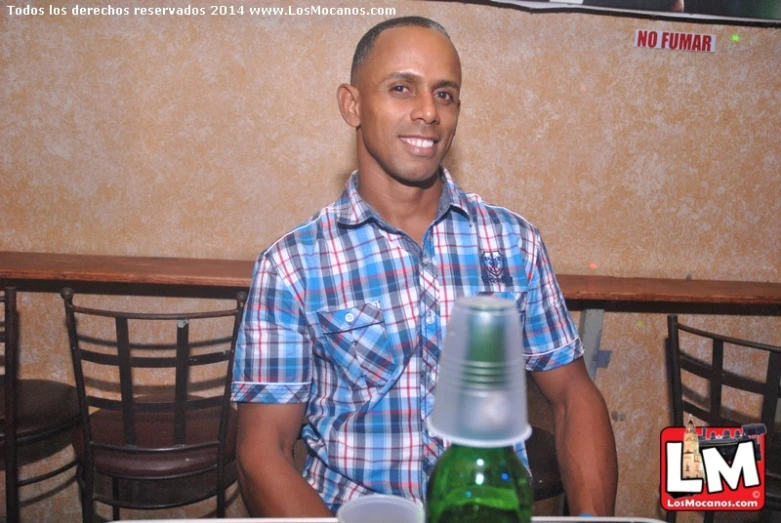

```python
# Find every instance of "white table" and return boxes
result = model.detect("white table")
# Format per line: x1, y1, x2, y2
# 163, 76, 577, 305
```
120, 517, 668, 523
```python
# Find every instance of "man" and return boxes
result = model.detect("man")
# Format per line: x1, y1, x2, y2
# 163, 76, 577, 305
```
231, 16, 617, 517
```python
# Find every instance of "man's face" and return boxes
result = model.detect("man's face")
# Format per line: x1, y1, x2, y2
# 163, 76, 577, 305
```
351, 26, 461, 186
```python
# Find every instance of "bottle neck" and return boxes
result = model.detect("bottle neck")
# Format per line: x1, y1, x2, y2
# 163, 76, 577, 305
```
448, 443, 517, 454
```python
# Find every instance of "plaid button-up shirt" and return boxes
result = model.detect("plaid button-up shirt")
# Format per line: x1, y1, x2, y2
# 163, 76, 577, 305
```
231, 169, 583, 511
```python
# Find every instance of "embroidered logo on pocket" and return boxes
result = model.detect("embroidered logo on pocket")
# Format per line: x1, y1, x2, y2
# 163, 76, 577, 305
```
480, 250, 513, 286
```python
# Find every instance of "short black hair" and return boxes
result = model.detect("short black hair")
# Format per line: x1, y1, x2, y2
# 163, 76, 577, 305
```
350, 16, 451, 83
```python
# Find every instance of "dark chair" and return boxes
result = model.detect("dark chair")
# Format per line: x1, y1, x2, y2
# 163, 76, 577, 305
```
525, 378, 566, 511
1, 287, 80, 523
60, 288, 246, 522
526, 427, 565, 504
666, 315, 781, 523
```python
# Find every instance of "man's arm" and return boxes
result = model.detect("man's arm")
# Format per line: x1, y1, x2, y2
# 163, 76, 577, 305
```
236, 402, 333, 517
532, 358, 618, 516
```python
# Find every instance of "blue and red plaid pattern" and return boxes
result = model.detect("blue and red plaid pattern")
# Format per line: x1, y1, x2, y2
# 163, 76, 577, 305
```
231, 169, 583, 511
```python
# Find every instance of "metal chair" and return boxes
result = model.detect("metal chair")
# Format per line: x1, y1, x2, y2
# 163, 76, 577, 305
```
526, 427, 566, 505
1, 287, 80, 523
666, 315, 781, 523
60, 288, 246, 522
524, 378, 567, 511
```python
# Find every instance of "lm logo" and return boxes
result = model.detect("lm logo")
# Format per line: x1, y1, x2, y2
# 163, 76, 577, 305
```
660, 420, 766, 512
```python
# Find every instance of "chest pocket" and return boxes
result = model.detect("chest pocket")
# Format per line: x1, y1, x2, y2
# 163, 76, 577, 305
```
316, 302, 397, 392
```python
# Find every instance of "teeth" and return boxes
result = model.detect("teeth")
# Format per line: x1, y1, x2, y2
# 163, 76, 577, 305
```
403, 138, 434, 148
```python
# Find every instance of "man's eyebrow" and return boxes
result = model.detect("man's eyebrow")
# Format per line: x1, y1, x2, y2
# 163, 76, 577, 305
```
435, 79, 461, 91
382, 72, 420, 83
382, 72, 461, 90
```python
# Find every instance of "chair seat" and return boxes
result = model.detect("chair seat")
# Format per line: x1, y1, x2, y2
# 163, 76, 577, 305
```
73, 403, 237, 478
0, 378, 80, 445
526, 427, 564, 501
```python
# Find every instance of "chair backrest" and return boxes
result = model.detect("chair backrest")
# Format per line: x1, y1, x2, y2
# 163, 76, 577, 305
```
1, 287, 20, 521
60, 288, 246, 460
667, 315, 781, 429
1, 287, 19, 440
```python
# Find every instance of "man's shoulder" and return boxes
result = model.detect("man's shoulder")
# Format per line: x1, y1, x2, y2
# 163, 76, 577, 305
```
259, 202, 339, 262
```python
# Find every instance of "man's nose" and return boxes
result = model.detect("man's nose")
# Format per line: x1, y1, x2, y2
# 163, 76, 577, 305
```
411, 94, 439, 124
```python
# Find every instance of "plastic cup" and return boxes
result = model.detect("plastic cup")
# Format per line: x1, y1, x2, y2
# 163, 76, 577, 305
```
336, 494, 424, 523
428, 295, 531, 447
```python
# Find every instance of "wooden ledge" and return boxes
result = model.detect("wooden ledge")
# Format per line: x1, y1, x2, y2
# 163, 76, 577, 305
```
1, 252, 780, 307
0, 251, 253, 288
557, 275, 781, 305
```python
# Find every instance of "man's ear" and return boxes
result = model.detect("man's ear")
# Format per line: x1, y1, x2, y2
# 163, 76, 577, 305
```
337, 83, 361, 129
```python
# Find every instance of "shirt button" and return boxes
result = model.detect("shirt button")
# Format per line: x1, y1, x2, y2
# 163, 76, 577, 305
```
345, 313, 355, 323
422, 256, 431, 266
426, 313, 435, 325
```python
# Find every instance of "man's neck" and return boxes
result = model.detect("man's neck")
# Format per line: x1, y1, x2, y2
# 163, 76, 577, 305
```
357, 171, 443, 245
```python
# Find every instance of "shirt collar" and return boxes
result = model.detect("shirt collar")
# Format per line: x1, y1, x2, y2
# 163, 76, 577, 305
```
334, 167, 471, 227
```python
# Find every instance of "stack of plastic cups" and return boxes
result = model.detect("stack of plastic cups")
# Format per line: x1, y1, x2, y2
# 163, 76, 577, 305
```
428, 295, 531, 447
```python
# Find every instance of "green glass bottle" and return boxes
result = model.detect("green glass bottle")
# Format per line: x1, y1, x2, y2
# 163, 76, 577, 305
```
425, 444, 532, 523
426, 296, 533, 523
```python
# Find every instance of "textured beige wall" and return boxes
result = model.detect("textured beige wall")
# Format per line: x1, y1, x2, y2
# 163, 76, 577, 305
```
1, 0, 780, 520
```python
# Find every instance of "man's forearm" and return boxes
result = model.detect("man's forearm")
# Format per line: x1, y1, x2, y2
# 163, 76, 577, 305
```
553, 384, 618, 516
237, 447, 333, 517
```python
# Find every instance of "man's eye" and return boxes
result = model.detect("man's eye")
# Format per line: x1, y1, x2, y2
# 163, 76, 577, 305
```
392, 85, 409, 93
436, 91, 454, 101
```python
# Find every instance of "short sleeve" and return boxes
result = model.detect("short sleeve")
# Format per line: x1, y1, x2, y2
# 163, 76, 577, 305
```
231, 254, 312, 404
522, 232, 583, 371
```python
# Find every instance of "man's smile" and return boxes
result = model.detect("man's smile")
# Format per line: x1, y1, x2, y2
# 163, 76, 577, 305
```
400, 136, 438, 155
